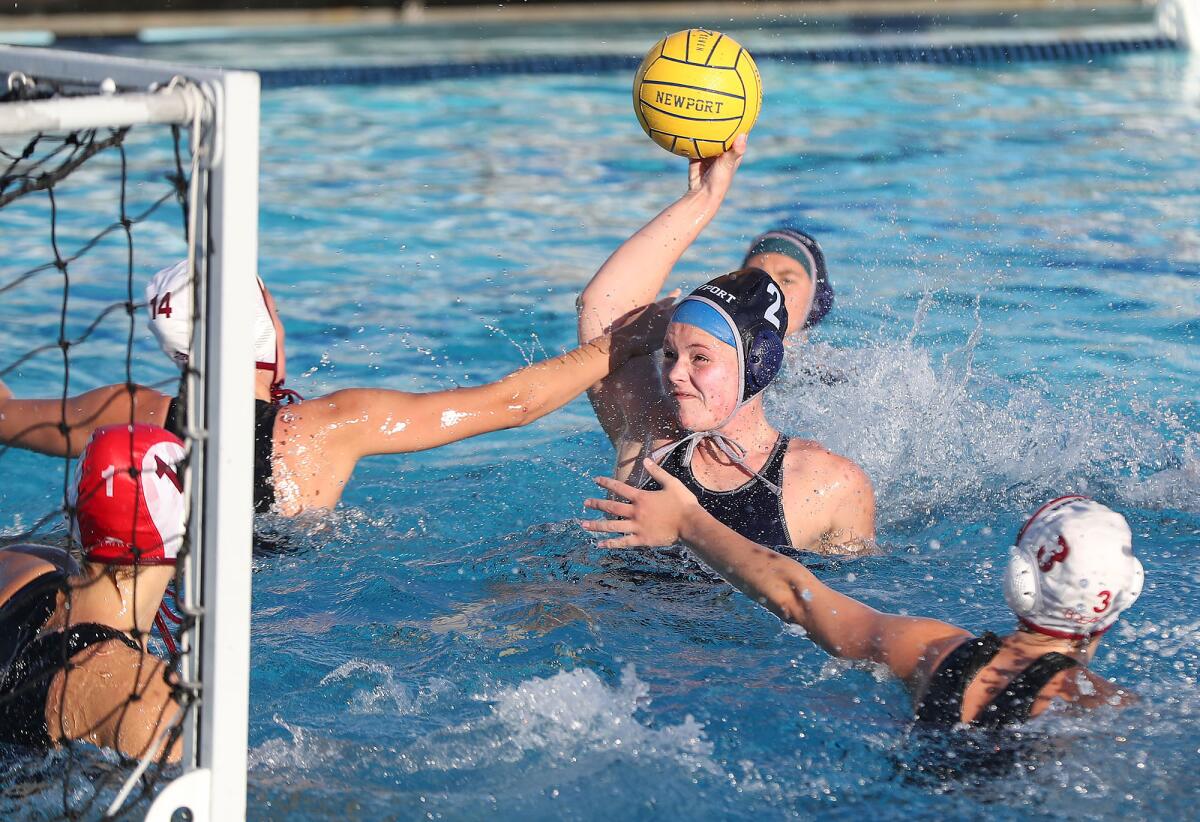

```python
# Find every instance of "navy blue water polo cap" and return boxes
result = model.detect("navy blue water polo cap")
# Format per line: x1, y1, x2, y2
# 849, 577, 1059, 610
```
671, 267, 788, 404
743, 227, 834, 329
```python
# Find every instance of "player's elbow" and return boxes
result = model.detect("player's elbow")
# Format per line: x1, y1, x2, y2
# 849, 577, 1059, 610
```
486, 379, 537, 429
576, 290, 616, 344
770, 578, 816, 627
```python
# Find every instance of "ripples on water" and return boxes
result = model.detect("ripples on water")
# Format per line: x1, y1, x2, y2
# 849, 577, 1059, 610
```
0, 37, 1197, 821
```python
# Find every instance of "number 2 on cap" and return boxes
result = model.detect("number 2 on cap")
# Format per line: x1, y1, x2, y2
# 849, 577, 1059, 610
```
763, 283, 783, 330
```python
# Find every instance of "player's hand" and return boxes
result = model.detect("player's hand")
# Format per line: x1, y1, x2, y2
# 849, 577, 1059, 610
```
687, 133, 747, 199
580, 458, 700, 548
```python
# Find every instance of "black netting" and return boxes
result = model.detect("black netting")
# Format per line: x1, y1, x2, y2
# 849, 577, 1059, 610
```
0, 75, 206, 819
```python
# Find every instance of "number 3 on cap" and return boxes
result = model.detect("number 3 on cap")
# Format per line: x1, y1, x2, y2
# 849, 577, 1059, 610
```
763, 283, 783, 330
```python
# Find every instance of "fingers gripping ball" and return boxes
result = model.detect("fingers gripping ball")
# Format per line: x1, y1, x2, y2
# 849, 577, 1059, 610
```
633, 29, 762, 159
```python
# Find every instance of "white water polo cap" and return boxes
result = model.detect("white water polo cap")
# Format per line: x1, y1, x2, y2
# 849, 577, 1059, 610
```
1004, 496, 1144, 640
146, 260, 277, 371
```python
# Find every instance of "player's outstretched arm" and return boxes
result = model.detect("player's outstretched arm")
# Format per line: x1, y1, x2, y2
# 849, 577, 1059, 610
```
576, 135, 747, 345
582, 458, 967, 687
322, 297, 673, 459
0, 378, 171, 458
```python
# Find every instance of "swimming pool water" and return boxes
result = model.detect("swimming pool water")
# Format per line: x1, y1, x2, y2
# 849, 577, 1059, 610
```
2, 35, 1199, 821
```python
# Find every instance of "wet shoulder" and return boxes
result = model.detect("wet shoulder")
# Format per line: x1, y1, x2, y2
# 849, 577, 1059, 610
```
781, 437, 874, 497
0, 552, 63, 607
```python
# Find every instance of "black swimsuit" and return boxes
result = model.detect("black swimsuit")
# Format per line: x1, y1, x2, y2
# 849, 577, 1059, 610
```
914, 632, 1080, 729
639, 435, 792, 550
0, 571, 140, 748
166, 395, 279, 513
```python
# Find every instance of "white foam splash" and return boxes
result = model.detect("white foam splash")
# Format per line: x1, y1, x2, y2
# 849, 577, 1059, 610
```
320, 659, 415, 714
0, 512, 25, 537
767, 338, 1198, 520
248, 714, 343, 771
397, 666, 717, 776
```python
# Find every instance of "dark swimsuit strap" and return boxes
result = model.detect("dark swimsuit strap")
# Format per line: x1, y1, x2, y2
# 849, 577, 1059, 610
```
914, 632, 1003, 726
0, 571, 68, 669
760, 433, 789, 484
973, 652, 1080, 730
916, 633, 1082, 728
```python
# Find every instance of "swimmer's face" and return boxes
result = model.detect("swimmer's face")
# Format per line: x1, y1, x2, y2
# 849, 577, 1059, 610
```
745, 251, 812, 337
662, 322, 740, 431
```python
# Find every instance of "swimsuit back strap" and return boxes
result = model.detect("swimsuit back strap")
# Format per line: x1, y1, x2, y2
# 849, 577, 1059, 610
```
762, 434, 789, 481
914, 632, 1003, 726
28, 623, 142, 669
973, 652, 1080, 730
0, 571, 68, 670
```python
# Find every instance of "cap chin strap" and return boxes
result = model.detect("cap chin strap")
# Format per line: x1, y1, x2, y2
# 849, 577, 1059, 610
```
256, 278, 303, 405
270, 381, 303, 405
649, 398, 782, 497
1018, 616, 1111, 642
257, 360, 302, 404
154, 581, 183, 656
256, 334, 303, 405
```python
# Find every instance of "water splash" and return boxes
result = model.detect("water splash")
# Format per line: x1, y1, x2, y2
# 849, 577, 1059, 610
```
248, 714, 344, 772
397, 665, 717, 776
319, 659, 415, 714
253, 505, 395, 559
767, 338, 1198, 525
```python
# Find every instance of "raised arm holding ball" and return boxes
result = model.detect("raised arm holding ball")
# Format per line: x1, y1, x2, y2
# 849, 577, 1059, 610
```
579, 49, 874, 554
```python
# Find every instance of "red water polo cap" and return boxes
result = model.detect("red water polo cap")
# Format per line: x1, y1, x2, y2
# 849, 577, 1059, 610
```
71, 423, 187, 566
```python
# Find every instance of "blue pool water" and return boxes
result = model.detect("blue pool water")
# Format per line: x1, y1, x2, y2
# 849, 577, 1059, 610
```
2, 30, 1199, 820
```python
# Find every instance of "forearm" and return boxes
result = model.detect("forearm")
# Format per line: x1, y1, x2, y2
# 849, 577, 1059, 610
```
0, 384, 168, 457
495, 333, 623, 424
677, 505, 881, 660
578, 188, 723, 342
334, 331, 639, 457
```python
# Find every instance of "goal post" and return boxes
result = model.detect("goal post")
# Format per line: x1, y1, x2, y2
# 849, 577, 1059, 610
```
0, 45, 257, 821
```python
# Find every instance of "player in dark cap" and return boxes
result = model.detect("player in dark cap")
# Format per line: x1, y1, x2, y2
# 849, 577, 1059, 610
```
577, 137, 874, 555
741, 227, 834, 337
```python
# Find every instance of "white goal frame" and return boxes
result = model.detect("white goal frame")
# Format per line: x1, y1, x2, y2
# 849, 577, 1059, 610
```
0, 45, 257, 822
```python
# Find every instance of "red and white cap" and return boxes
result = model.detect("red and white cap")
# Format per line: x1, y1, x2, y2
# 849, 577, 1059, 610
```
70, 424, 187, 566
146, 260, 277, 372
1003, 496, 1144, 640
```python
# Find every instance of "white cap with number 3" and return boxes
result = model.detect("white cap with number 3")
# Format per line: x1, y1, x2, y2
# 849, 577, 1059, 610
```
1003, 496, 1144, 640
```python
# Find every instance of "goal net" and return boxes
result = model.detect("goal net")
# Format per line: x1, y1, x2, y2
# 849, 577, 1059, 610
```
0, 45, 257, 821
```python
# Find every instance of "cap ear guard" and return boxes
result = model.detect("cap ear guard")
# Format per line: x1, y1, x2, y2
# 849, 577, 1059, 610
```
1003, 544, 1042, 620
1120, 555, 1145, 612
745, 327, 784, 397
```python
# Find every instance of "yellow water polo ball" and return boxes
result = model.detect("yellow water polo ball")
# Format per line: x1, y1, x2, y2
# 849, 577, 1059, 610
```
633, 29, 762, 159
